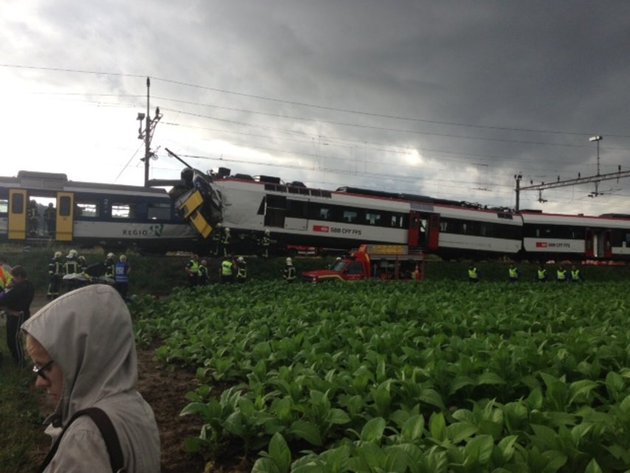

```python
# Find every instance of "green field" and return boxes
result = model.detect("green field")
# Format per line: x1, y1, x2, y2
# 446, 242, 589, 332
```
3, 246, 630, 472
133, 280, 630, 472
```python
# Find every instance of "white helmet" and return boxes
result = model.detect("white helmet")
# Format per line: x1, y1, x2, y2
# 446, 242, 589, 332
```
237, 256, 244, 263
54, 251, 62, 258
225, 227, 231, 233
119, 254, 127, 262
68, 249, 78, 258
286, 257, 293, 265
107, 252, 115, 259
264, 229, 270, 235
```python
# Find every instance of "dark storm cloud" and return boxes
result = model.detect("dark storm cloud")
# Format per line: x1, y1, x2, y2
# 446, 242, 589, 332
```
3, 1, 629, 212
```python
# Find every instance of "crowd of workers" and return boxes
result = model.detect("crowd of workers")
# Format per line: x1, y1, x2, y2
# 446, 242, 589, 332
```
467, 263, 584, 283
46, 249, 131, 299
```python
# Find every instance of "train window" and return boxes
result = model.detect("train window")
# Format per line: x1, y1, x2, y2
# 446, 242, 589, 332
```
112, 204, 133, 219
59, 196, 71, 217
319, 207, 331, 220
11, 193, 24, 214
343, 210, 358, 223
75, 201, 99, 218
365, 212, 382, 225
0, 198, 7, 214
287, 200, 308, 218
147, 202, 171, 220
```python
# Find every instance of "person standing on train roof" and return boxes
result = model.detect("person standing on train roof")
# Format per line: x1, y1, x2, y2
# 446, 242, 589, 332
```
47, 251, 64, 300
185, 254, 201, 287
283, 257, 296, 283
467, 264, 479, 283
114, 255, 131, 301
536, 264, 548, 282
508, 263, 519, 283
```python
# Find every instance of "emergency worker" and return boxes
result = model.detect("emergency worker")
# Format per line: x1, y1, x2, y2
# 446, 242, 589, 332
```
283, 257, 296, 283
259, 229, 271, 258
235, 256, 247, 283
198, 259, 209, 285
28, 199, 39, 236
185, 254, 201, 287
44, 203, 56, 236
219, 227, 231, 257
64, 249, 80, 275
537, 265, 547, 282
556, 266, 568, 282
220, 256, 234, 283
467, 265, 479, 283
114, 255, 131, 300
508, 264, 519, 283
47, 251, 64, 299
570, 265, 582, 282
104, 252, 116, 279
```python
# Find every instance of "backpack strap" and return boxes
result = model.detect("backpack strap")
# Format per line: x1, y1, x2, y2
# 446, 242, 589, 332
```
38, 407, 126, 472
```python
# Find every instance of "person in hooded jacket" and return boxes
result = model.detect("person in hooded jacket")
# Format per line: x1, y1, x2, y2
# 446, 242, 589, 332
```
22, 284, 160, 472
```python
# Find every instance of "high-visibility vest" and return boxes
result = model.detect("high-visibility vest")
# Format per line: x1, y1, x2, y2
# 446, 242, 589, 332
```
49, 258, 64, 276
508, 268, 518, 279
221, 260, 234, 276
65, 258, 79, 274
537, 269, 547, 281
571, 269, 580, 281
284, 265, 296, 281
468, 268, 478, 280
236, 265, 247, 279
187, 260, 200, 275
557, 269, 567, 281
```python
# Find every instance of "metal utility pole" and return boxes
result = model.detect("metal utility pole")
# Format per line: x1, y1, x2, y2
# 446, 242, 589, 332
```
514, 173, 522, 211
137, 77, 162, 186
513, 135, 630, 209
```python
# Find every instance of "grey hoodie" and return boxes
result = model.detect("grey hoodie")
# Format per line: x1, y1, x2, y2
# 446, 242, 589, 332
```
22, 284, 160, 472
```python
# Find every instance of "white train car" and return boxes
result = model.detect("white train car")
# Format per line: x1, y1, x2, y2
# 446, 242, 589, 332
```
521, 210, 630, 260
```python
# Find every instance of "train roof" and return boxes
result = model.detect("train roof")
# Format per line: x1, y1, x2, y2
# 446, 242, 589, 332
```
2, 170, 169, 197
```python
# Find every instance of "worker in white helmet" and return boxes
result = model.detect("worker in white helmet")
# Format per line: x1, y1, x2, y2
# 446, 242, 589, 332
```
283, 257, 296, 283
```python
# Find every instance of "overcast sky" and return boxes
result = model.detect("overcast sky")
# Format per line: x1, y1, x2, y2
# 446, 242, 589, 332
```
1, 1, 629, 215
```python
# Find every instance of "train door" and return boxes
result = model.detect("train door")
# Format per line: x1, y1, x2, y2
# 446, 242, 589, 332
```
426, 214, 440, 252
56, 192, 74, 241
598, 230, 612, 259
408, 211, 422, 248
8, 189, 27, 240
584, 229, 594, 258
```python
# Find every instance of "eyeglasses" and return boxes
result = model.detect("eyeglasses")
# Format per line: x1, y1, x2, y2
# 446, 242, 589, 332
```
32, 360, 55, 381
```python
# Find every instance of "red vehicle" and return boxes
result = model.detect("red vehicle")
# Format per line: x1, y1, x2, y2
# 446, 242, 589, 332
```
302, 244, 425, 283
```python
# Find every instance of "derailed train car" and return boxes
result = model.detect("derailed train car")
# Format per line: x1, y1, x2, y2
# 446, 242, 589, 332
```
172, 166, 630, 261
